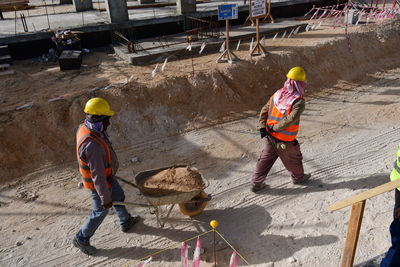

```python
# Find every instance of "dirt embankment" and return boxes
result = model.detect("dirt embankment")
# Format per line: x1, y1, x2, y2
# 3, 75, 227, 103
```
1, 20, 400, 182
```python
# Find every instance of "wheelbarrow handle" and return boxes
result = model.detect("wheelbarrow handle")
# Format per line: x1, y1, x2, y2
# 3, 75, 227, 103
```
113, 201, 152, 208
202, 176, 210, 189
116, 176, 138, 189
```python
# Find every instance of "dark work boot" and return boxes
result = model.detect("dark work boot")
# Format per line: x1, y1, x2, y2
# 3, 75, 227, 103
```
72, 237, 97, 255
251, 183, 267, 193
121, 215, 141, 233
292, 173, 311, 185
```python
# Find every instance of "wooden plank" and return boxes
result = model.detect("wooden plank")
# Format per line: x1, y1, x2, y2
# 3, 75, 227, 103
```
0, 63, 10, 70
98, 0, 209, 11
341, 200, 366, 267
0, 0, 28, 4
0, 4, 29, 11
0, 3, 28, 8
0, 0, 28, 2
0, 0, 29, 11
0, 69, 15, 76
330, 179, 400, 211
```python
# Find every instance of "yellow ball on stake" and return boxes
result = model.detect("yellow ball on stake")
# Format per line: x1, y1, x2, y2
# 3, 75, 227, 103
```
210, 220, 219, 229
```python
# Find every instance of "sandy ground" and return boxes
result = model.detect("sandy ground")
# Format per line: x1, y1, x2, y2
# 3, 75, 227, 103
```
1, 17, 400, 266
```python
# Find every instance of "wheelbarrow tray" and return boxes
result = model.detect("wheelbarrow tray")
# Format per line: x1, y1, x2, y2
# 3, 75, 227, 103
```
134, 165, 207, 206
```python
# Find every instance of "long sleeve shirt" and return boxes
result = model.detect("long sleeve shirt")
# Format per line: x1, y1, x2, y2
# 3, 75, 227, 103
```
258, 97, 306, 131
78, 134, 119, 205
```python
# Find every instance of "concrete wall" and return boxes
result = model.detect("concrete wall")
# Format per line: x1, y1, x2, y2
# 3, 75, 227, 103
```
176, 0, 196, 15
105, 0, 129, 24
73, 0, 93, 12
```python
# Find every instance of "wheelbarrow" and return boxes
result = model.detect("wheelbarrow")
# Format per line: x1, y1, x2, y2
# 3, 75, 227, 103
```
114, 165, 211, 228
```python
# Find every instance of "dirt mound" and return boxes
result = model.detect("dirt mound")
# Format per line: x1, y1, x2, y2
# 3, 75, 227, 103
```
2, 19, 400, 182
138, 167, 204, 196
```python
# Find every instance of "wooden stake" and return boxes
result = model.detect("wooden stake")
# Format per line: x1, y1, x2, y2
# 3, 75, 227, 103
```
244, 1, 254, 26
191, 55, 194, 76
263, 0, 275, 23
14, 6, 17, 35
213, 230, 217, 266
43, 1, 50, 29
216, 19, 239, 63
250, 18, 267, 56
340, 200, 366, 267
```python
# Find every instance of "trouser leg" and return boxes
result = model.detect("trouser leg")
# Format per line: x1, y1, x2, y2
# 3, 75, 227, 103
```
251, 138, 279, 186
381, 205, 400, 267
76, 190, 108, 244
278, 140, 304, 180
111, 179, 131, 225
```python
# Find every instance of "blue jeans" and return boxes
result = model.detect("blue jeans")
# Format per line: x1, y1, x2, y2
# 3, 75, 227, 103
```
76, 179, 131, 244
381, 205, 400, 267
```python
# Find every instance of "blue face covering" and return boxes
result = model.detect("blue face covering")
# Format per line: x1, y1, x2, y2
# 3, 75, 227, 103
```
84, 119, 104, 133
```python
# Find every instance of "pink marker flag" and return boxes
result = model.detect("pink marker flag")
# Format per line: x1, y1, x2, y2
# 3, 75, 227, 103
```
229, 252, 238, 267
137, 256, 152, 267
181, 241, 189, 267
192, 237, 201, 267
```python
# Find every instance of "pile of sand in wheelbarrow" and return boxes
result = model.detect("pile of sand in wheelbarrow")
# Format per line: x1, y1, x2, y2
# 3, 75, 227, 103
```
138, 167, 205, 196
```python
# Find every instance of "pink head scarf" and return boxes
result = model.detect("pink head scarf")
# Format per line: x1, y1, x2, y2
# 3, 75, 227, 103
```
273, 78, 307, 113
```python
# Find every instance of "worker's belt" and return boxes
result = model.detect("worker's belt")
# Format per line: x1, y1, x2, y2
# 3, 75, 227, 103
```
269, 136, 298, 144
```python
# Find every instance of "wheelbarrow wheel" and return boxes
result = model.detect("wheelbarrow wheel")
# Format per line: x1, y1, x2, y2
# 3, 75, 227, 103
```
179, 191, 208, 217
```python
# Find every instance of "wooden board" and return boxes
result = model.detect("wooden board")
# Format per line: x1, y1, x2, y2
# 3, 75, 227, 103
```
98, 0, 209, 11
340, 200, 366, 267
0, 0, 30, 11
0, 5, 30, 11
0, 69, 15, 76
330, 179, 400, 211
0, 63, 10, 70
0, 0, 28, 4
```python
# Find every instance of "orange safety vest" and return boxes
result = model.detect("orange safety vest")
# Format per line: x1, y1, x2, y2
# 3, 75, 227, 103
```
266, 94, 302, 142
76, 124, 113, 190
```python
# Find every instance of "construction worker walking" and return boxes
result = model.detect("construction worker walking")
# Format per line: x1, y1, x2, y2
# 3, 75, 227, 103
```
73, 97, 140, 255
251, 67, 310, 193
381, 144, 400, 266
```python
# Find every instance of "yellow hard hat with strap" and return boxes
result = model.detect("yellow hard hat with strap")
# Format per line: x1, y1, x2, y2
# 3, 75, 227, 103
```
286, 67, 307, 82
84, 97, 115, 116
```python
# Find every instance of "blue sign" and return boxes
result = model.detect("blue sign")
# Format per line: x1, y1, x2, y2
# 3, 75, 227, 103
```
218, 4, 238, 20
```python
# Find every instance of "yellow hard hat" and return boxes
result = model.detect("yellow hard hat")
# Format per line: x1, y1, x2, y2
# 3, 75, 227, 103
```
286, 67, 306, 82
84, 97, 115, 116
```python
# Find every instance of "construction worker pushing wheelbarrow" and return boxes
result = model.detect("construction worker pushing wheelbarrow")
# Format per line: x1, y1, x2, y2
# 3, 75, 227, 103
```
73, 98, 211, 256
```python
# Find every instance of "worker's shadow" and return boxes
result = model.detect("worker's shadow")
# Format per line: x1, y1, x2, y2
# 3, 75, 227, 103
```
92, 204, 336, 265
258, 172, 388, 197
92, 205, 267, 262
91, 217, 201, 261
192, 204, 337, 265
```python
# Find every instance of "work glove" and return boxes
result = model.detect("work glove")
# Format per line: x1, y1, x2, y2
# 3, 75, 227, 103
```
102, 202, 113, 209
260, 128, 268, 139
267, 125, 275, 133
396, 208, 400, 219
